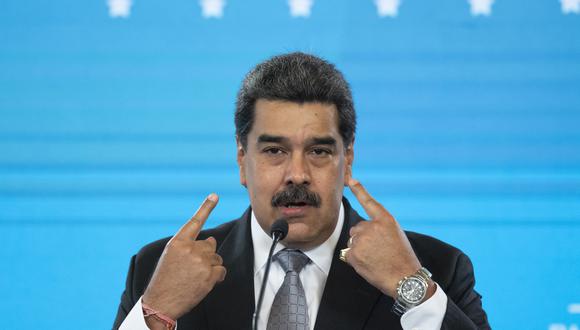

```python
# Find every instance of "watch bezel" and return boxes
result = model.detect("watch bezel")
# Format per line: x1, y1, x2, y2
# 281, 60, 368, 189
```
392, 267, 433, 316
398, 275, 428, 304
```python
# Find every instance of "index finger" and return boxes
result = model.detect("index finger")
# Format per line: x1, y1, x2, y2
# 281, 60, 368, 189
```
347, 178, 390, 220
175, 193, 219, 240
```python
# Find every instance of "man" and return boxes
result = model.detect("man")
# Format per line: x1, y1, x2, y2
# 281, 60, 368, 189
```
113, 52, 490, 330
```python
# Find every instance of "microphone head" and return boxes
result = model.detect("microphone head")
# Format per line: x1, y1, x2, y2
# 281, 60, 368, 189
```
270, 218, 289, 240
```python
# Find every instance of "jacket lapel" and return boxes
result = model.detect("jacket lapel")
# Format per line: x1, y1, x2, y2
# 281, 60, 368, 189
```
200, 199, 399, 329
202, 208, 256, 329
314, 199, 383, 330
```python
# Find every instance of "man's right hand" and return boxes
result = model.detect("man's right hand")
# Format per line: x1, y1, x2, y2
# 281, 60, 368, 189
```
142, 193, 226, 322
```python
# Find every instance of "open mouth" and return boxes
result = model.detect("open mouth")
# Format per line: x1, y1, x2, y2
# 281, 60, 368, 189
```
283, 202, 308, 208
279, 202, 310, 217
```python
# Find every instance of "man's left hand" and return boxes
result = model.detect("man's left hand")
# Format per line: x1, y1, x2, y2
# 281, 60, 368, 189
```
345, 178, 432, 299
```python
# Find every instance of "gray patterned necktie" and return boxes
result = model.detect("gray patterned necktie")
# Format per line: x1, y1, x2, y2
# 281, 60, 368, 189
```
267, 249, 311, 330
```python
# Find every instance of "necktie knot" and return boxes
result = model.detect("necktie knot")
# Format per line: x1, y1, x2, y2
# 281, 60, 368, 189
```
274, 249, 310, 273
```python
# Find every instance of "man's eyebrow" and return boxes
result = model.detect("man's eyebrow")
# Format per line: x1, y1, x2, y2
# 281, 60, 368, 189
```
256, 134, 337, 146
308, 136, 337, 146
257, 134, 289, 144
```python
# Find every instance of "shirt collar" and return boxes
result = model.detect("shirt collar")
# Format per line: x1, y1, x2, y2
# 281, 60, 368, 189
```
251, 202, 345, 277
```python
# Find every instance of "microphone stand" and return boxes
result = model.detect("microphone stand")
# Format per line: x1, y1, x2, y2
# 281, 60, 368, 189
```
252, 223, 286, 330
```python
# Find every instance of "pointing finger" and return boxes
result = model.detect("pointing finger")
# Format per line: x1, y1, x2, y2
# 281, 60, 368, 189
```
348, 178, 391, 221
175, 193, 219, 240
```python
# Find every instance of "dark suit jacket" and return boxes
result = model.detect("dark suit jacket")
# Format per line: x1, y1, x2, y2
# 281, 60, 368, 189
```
113, 198, 490, 329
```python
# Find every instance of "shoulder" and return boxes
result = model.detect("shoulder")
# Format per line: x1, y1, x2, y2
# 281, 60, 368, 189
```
405, 230, 463, 261
404, 231, 474, 290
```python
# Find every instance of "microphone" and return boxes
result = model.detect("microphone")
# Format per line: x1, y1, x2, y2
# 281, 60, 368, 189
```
252, 218, 289, 330
270, 218, 289, 241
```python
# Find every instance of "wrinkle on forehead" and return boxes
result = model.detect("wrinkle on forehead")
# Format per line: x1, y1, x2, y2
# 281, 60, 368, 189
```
251, 100, 341, 147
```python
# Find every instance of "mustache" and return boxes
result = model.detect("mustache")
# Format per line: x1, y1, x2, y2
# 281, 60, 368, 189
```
271, 184, 321, 208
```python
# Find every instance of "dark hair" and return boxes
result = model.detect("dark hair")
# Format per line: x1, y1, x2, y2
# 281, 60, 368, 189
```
235, 52, 356, 149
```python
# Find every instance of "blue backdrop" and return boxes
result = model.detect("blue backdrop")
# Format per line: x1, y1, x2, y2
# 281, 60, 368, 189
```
1, 0, 579, 329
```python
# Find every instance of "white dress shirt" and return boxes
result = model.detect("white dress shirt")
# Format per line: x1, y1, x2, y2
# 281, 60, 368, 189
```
120, 202, 448, 330
251, 204, 345, 330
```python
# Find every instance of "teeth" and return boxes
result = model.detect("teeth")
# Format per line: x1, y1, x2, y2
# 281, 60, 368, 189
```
281, 202, 307, 208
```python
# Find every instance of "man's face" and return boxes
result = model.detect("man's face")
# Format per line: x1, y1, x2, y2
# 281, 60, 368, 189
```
237, 99, 354, 250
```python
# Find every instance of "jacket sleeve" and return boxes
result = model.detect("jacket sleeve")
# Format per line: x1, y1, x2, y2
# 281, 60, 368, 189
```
441, 253, 491, 330
112, 255, 138, 330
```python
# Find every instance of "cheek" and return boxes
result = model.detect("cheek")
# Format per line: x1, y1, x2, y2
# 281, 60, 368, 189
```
318, 158, 345, 184
313, 169, 344, 201
247, 161, 283, 195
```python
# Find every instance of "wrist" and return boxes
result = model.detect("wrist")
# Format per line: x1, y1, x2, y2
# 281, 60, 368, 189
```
381, 267, 423, 298
391, 267, 433, 316
144, 315, 171, 330
142, 293, 180, 320
422, 279, 436, 302
142, 302, 177, 330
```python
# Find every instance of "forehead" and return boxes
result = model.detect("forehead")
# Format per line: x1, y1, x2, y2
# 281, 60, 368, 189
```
251, 99, 340, 141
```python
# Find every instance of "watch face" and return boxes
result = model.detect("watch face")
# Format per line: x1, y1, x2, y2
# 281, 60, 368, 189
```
401, 277, 426, 304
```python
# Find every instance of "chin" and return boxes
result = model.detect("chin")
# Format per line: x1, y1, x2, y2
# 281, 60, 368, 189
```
282, 224, 321, 249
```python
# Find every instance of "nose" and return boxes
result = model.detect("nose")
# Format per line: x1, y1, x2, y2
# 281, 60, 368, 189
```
284, 152, 311, 186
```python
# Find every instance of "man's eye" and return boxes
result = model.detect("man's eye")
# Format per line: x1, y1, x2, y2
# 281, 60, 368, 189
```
311, 148, 331, 156
263, 147, 284, 155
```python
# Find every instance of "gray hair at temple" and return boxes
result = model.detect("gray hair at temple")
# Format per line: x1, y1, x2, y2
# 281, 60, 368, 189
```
234, 52, 356, 149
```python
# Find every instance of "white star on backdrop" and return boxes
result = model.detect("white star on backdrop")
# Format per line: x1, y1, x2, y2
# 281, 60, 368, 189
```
468, 0, 494, 16
561, 0, 580, 14
375, 0, 401, 17
569, 303, 580, 314
200, 0, 226, 18
288, 0, 313, 17
107, 0, 132, 18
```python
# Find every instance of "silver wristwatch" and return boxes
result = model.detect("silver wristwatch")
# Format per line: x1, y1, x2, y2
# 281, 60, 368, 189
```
391, 267, 432, 316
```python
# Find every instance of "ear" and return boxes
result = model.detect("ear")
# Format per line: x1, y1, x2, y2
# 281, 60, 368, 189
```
343, 140, 354, 186
236, 136, 247, 187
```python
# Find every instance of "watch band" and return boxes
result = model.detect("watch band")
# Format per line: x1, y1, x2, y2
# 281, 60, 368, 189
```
392, 299, 408, 316
416, 267, 432, 281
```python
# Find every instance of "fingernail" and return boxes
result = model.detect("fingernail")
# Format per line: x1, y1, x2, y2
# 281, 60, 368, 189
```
208, 193, 218, 202
349, 178, 359, 186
